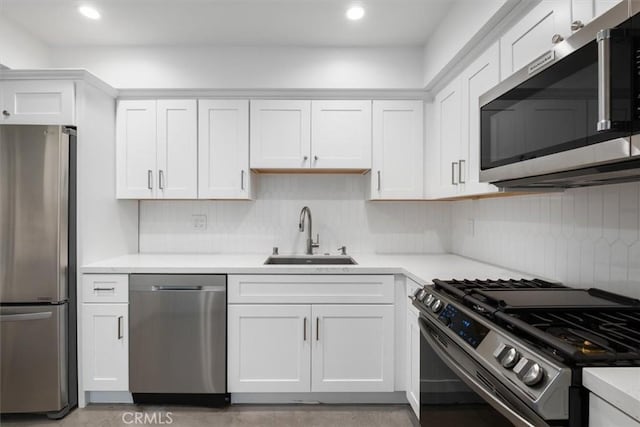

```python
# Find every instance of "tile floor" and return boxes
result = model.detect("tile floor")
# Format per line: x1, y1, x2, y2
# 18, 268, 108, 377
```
1, 404, 417, 427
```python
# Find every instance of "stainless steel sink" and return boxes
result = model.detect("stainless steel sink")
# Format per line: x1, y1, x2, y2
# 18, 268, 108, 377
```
264, 255, 357, 265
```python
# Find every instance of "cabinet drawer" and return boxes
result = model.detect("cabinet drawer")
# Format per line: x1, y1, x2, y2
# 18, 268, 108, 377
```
228, 275, 394, 304
83, 274, 128, 303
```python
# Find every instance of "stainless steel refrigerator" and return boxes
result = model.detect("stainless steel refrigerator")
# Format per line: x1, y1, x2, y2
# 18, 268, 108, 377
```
0, 125, 77, 418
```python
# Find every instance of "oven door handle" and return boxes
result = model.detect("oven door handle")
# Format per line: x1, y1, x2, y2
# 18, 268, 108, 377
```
418, 318, 546, 427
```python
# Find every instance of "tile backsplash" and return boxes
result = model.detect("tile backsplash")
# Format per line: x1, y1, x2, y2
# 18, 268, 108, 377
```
139, 174, 451, 255
450, 182, 640, 298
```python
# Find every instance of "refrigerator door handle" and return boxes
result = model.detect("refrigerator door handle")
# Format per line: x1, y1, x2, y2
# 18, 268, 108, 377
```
0, 312, 53, 322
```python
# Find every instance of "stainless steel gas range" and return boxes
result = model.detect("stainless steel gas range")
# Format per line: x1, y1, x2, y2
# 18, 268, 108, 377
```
411, 279, 640, 427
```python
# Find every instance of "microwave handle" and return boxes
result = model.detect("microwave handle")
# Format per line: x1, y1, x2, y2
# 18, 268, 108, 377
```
596, 29, 611, 132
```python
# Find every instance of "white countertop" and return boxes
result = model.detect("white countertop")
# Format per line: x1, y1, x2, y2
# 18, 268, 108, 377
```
82, 253, 530, 285
584, 368, 640, 422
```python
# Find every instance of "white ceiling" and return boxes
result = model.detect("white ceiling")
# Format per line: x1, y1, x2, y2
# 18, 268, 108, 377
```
0, 0, 454, 47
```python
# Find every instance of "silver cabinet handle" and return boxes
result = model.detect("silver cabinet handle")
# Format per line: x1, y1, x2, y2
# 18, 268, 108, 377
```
241, 170, 245, 190
316, 317, 320, 341
314, 155, 319, 161
117, 316, 123, 340
451, 162, 458, 185
159, 170, 164, 190
303, 317, 307, 341
458, 159, 466, 184
303, 155, 308, 161
551, 33, 564, 44
377, 170, 381, 191
597, 29, 612, 131
2, 110, 9, 117
147, 170, 153, 190
571, 20, 584, 31
93, 287, 115, 292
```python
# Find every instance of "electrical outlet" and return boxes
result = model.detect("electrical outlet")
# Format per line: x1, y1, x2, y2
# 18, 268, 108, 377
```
192, 214, 207, 230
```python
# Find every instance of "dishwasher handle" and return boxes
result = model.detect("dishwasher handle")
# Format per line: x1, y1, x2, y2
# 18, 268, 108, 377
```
150, 285, 225, 292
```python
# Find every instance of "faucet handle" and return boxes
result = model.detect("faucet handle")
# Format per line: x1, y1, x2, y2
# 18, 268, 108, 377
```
337, 246, 347, 256
312, 234, 320, 248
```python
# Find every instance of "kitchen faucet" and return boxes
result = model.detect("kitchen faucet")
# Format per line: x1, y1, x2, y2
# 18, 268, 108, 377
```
299, 206, 319, 255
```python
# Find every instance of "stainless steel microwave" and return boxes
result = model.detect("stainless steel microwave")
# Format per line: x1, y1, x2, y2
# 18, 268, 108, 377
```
479, 0, 640, 189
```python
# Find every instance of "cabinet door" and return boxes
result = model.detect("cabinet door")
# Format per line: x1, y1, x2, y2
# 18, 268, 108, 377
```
198, 100, 251, 199
116, 100, 157, 199
572, 0, 623, 28
311, 100, 371, 169
370, 101, 424, 200
434, 78, 462, 198
250, 100, 311, 169
500, 0, 571, 78
406, 309, 420, 418
156, 100, 197, 199
82, 304, 128, 391
311, 305, 394, 392
228, 305, 311, 392
460, 42, 500, 197
1, 80, 75, 125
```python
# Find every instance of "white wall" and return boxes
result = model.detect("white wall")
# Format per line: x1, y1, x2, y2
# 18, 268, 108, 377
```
76, 82, 138, 265
139, 174, 451, 255
0, 15, 50, 68
49, 46, 424, 89
422, 0, 513, 89
450, 182, 640, 298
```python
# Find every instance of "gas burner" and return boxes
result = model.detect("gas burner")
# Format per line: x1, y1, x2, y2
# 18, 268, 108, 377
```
546, 327, 608, 355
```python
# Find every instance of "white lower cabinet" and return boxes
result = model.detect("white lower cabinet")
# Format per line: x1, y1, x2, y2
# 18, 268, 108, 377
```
228, 303, 394, 393
228, 304, 311, 393
589, 393, 640, 427
227, 274, 395, 394
81, 303, 129, 391
406, 309, 420, 417
311, 304, 394, 392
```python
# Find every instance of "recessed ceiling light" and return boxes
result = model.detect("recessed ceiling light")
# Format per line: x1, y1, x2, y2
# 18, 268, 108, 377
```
346, 5, 365, 21
78, 5, 101, 20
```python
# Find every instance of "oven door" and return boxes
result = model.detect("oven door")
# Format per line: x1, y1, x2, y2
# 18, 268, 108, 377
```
479, 8, 634, 184
419, 316, 551, 427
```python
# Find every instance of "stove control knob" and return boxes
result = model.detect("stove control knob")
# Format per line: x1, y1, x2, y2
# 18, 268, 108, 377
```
415, 288, 427, 301
431, 299, 444, 313
424, 294, 435, 306
498, 346, 520, 369
522, 363, 545, 387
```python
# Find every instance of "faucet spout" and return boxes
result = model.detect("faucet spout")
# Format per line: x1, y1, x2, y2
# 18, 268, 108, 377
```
298, 206, 319, 255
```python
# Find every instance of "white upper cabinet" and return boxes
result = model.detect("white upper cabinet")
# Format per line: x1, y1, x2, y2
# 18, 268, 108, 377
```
460, 42, 500, 196
572, 0, 624, 29
311, 100, 372, 169
370, 100, 424, 200
1, 80, 75, 125
250, 99, 372, 170
198, 100, 251, 199
500, 0, 571, 79
116, 99, 197, 199
433, 77, 463, 199
157, 100, 198, 199
250, 100, 311, 169
116, 100, 157, 199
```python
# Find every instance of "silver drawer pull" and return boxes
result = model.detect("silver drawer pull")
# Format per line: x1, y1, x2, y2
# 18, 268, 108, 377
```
147, 170, 153, 190
94, 287, 115, 292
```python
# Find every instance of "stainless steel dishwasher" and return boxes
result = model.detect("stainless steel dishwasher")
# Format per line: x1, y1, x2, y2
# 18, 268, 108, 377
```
129, 274, 229, 406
